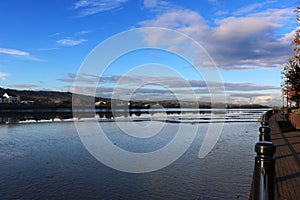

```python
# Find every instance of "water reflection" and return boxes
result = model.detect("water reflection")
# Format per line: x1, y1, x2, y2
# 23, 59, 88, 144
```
0, 112, 74, 124
0, 108, 269, 124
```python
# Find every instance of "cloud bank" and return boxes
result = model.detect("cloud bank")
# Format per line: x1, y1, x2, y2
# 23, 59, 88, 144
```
7, 84, 38, 89
58, 73, 280, 105
138, 3, 294, 70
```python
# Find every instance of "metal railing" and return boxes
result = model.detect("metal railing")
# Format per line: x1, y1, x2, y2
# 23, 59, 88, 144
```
253, 141, 276, 200
251, 111, 276, 200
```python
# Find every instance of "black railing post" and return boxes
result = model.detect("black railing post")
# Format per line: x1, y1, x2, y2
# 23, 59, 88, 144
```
261, 120, 269, 126
259, 126, 271, 142
253, 141, 276, 200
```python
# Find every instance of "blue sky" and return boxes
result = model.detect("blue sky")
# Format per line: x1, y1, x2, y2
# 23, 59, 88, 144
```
0, 0, 297, 105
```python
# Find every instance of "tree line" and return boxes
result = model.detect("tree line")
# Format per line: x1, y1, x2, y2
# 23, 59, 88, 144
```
281, 2, 300, 107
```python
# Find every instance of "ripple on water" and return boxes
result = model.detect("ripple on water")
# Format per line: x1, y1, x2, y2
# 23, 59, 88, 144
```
0, 111, 263, 199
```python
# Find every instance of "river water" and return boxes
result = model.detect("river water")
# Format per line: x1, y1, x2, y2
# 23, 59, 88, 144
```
0, 109, 267, 199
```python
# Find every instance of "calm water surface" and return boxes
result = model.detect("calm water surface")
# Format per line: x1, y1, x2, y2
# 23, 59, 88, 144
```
0, 109, 266, 199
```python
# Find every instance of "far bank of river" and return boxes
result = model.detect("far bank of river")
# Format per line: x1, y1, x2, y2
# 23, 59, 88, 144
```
0, 108, 270, 124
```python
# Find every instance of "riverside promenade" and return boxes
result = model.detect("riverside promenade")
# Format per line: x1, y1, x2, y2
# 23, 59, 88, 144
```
269, 113, 300, 199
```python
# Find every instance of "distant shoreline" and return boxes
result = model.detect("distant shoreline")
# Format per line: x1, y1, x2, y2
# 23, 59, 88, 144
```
0, 107, 269, 125
0, 102, 271, 112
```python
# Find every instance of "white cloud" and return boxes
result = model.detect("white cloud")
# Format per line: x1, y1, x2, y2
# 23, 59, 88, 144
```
212, 17, 273, 42
138, 7, 295, 70
224, 82, 280, 91
253, 93, 282, 106
248, 8, 292, 22
208, 8, 294, 69
139, 9, 209, 40
233, 3, 266, 16
142, 0, 171, 12
279, 28, 296, 46
215, 10, 228, 16
143, 0, 158, 8
38, 47, 59, 51
57, 38, 88, 46
75, 30, 90, 35
0, 47, 41, 61
229, 92, 282, 106
0, 48, 29, 56
7, 84, 38, 89
48, 32, 62, 37
73, 0, 128, 16
0, 72, 9, 81
57, 73, 99, 83
54, 31, 89, 47
140, 9, 206, 29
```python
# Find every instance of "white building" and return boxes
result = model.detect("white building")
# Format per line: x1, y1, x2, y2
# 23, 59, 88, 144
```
1, 93, 20, 104
3, 93, 9, 99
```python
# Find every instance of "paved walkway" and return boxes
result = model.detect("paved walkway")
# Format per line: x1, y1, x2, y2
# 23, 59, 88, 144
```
269, 113, 300, 200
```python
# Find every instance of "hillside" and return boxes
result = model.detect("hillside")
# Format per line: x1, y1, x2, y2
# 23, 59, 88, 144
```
0, 87, 110, 104
0, 87, 72, 102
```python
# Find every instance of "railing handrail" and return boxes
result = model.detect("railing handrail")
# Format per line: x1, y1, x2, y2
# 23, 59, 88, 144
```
251, 111, 276, 200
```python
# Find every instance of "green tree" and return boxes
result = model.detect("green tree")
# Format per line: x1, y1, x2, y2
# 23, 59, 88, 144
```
282, 58, 300, 106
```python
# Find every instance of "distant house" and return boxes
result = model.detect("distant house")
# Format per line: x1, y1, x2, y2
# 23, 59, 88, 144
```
1, 93, 20, 104
3, 93, 9, 99
95, 100, 106, 106
20, 100, 34, 104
